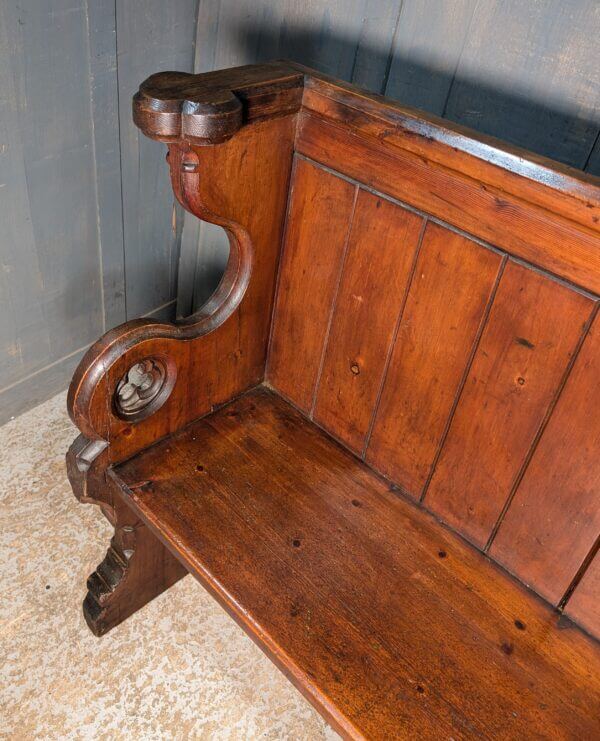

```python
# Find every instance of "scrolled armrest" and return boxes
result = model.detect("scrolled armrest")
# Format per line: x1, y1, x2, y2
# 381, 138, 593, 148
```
68, 63, 301, 465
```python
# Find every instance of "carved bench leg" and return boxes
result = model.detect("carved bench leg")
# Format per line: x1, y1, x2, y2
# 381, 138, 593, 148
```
66, 435, 187, 636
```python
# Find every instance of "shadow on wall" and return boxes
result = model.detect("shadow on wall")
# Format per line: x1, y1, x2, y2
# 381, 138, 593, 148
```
183, 19, 600, 315
234, 22, 600, 173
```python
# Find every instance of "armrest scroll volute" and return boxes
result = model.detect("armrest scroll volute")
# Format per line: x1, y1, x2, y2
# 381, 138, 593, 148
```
133, 61, 304, 145
69, 63, 300, 465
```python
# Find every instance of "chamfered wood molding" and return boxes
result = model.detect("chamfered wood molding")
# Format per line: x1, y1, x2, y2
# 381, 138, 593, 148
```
133, 60, 600, 225
133, 60, 304, 144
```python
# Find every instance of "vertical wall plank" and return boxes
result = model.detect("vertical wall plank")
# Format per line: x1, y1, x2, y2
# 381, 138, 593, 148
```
425, 262, 594, 548
116, 0, 198, 320
384, 0, 479, 113
443, 0, 600, 167
348, 0, 404, 94
490, 315, 600, 605
366, 223, 503, 498
314, 192, 423, 453
0, 2, 49, 391
585, 134, 600, 177
267, 159, 356, 412
85, 0, 126, 330
0, 0, 104, 423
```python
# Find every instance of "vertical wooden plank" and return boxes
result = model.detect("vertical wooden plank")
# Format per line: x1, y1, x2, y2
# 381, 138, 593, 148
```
183, 0, 400, 316
384, 0, 478, 113
585, 133, 600, 178
565, 550, 600, 640
177, 0, 243, 318
444, 0, 600, 168
347, 0, 405, 94
0, 2, 49, 391
116, 0, 198, 319
267, 159, 356, 412
85, 0, 126, 330
490, 316, 600, 605
425, 262, 594, 548
314, 192, 423, 453
366, 223, 503, 498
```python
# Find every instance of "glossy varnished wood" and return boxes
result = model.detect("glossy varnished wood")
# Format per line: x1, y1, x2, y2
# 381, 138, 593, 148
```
112, 389, 600, 740
313, 190, 423, 453
67, 61, 600, 729
424, 261, 595, 549
296, 112, 600, 293
566, 550, 600, 638
490, 315, 600, 605
69, 115, 296, 465
267, 158, 357, 412
366, 222, 503, 496
133, 61, 303, 144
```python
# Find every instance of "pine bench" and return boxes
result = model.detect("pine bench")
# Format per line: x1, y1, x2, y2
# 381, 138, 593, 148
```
66, 61, 600, 739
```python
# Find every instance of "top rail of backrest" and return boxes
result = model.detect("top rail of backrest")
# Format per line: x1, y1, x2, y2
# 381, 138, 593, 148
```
134, 60, 600, 293
290, 64, 600, 296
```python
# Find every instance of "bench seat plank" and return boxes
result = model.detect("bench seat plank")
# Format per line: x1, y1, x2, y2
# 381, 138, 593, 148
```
111, 387, 600, 740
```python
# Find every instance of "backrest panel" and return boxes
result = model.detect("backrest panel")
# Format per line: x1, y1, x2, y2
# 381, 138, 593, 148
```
366, 222, 503, 494
313, 189, 423, 453
425, 261, 594, 549
268, 158, 356, 411
490, 318, 600, 605
267, 143, 599, 627
565, 550, 600, 637
297, 111, 600, 294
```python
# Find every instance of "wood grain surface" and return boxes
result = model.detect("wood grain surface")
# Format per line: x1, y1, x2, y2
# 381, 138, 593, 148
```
366, 223, 503, 496
113, 388, 600, 740
490, 315, 600, 605
424, 261, 595, 548
267, 158, 357, 412
313, 190, 423, 453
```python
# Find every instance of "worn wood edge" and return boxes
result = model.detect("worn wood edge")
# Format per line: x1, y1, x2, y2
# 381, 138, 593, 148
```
296, 117, 600, 294
108, 385, 600, 734
67, 143, 256, 442
262, 382, 600, 647
133, 61, 304, 145
108, 466, 363, 740
288, 62, 600, 219
66, 434, 187, 637
133, 58, 600, 224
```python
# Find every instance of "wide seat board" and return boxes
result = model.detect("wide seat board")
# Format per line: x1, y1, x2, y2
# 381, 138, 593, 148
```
112, 388, 600, 740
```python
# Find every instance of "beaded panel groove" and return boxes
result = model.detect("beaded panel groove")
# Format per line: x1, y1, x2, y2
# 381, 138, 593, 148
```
267, 155, 599, 630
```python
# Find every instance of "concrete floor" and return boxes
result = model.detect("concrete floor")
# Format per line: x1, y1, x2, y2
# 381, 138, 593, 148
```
0, 392, 336, 740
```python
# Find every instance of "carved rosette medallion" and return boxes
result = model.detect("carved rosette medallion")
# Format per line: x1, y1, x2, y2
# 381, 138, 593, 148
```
114, 358, 173, 421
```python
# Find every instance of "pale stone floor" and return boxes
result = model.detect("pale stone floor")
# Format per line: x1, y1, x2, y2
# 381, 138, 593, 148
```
0, 392, 337, 740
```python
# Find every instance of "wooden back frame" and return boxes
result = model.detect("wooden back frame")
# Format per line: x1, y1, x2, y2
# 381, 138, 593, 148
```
67, 61, 600, 641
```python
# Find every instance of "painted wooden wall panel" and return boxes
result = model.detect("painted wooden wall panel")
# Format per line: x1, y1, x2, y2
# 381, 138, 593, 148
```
1, 0, 599, 422
384, 0, 479, 112
86, 0, 126, 330
443, 0, 600, 168
0, 1, 103, 419
115, 0, 198, 321
0, 0, 199, 423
